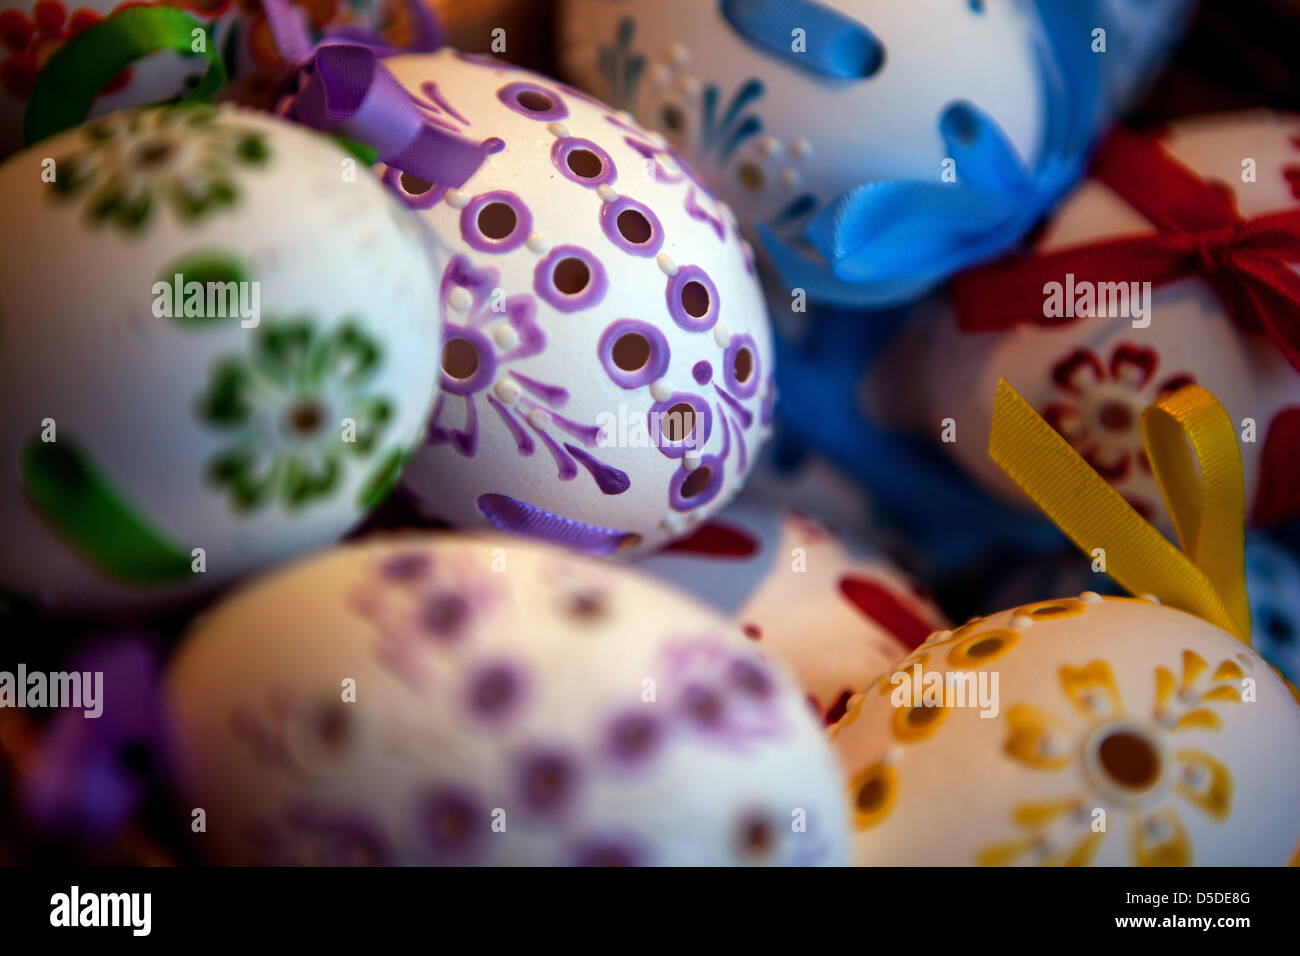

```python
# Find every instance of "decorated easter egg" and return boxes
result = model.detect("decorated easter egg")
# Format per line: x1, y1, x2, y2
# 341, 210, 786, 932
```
832, 594, 1300, 865
163, 533, 850, 865
558, 0, 1096, 306
867, 111, 1300, 528
638, 501, 946, 724
379, 49, 776, 556
0, 104, 442, 615
0, 0, 408, 158
1247, 538, 1300, 686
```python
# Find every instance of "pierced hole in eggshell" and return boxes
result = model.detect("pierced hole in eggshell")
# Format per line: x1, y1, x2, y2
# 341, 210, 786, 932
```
680, 465, 712, 499
1098, 399, 1134, 433
737, 162, 764, 192
477, 201, 518, 240
736, 815, 774, 858
552, 257, 591, 295
964, 636, 1003, 659
856, 772, 888, 812
566, 147, 604, 179
400, 172, 434, 195
661, 104, 684, 132
516, 89, 555, 113
732, 347, 754, 383
663, 403, 697, 443
612, 333, 651, 372
616, 208, 653, 244
1097, 728, 1161, 791
681, 280, 711, 319
905, 705, 942, 729
442, 338, 479, 380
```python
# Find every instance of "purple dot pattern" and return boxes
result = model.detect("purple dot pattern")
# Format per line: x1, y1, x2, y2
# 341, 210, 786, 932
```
533, 245, 609, 313
459, 190, 533, 254
599, 196, 664, 257
598, 319, 670, 389
665, 265, 720, 332
550, 137, 618, 188
498, 80, 570, 121
648, 392, 713, 459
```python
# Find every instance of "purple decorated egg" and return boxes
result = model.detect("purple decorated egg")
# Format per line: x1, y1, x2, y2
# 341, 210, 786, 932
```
378, 49, 775, 557
162, 533, 849, 865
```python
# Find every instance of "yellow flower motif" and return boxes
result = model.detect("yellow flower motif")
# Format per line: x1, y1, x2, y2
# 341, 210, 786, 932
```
979, 651, 1241, 866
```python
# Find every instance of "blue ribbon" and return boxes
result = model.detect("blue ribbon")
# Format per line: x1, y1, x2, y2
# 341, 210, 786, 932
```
719, 0, 884, 79
723, 0, 1104, 308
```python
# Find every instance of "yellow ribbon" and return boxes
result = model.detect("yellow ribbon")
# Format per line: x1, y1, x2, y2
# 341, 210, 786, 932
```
988, 379, 1251, 644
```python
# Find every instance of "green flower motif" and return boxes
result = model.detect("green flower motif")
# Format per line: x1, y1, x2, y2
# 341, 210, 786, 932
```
51, 104, 269, 232
196, 319, 397, 513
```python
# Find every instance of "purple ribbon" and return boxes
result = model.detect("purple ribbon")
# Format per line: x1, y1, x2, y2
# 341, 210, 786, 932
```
264, 0, 494, 189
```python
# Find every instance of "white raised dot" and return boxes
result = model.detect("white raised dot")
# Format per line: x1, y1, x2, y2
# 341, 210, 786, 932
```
678, 76, 701, 98
1039, 734, 1066, 758
444, 188, 469, 209
683, 451, 702, 471
779, 168, 801, 189
759, 136, 782, 157
528, 408, 551, 430
656, 252, 678, 276
1009, 615, 1033, 630
546, 121, 569, 139
791, 137, 812, 158
494, 378, 520, 403
492, 324, 519, 349
596, 184, 619, 203
713, 322, 731, 349
719, 202, 737, 226
1080, 591, 1104, 604
650, 65, 672, 89
667, 43, 689, 67
1139, 593, 1161, 604
448, 286, 472, 312
650, 378, 672, 402
648, 130, 668, 149
882, 745, 903, 766
526, 232, 551, 254
660, 513, 686, 535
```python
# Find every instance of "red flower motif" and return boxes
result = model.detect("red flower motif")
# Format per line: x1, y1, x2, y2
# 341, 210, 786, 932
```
1, 1, 134, 102
1042, 342, 1195, 513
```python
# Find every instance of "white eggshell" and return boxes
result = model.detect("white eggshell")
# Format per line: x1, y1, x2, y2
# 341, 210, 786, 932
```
558, 0, 1046, 255
162, 532, 850, 866
387, 49, 775, 556
831, 594, 1300, 866
0, 0, 412, 158
869, 111, 1300, 528
637, 501, 946, 724
0, 104, 442, 615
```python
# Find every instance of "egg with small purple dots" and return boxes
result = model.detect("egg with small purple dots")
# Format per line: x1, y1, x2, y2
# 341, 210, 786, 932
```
831, 594, 1300, 866
162, 533, 850, 866
374, 49, 775, 557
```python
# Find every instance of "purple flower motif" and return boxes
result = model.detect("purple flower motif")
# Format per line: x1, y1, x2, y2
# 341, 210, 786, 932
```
426, 255, 630, 495
515, 746, 581, 819
416, 786, 485, 862
464, 660, 527, 725
657, 637, 786, 752
351, 551, 502, 689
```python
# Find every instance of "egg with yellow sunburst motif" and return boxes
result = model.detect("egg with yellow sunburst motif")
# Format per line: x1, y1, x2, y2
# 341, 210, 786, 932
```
831, 593, 1300, 866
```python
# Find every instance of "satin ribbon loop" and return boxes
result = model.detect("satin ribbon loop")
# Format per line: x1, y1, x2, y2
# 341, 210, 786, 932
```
719, 0, 885, 79
752, 0, 1101, 307
21, 7, 226, 146
955, 127, 1300, 372
989, 379, 1251, 643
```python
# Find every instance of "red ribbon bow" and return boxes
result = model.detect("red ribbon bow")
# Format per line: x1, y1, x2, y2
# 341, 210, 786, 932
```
951, 126, 1300, 373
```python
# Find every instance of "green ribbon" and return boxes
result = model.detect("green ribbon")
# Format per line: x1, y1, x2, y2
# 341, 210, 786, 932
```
23, 7, 227, 147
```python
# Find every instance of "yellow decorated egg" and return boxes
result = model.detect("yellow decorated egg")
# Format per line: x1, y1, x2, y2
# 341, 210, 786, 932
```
832, 594, 1300, 865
